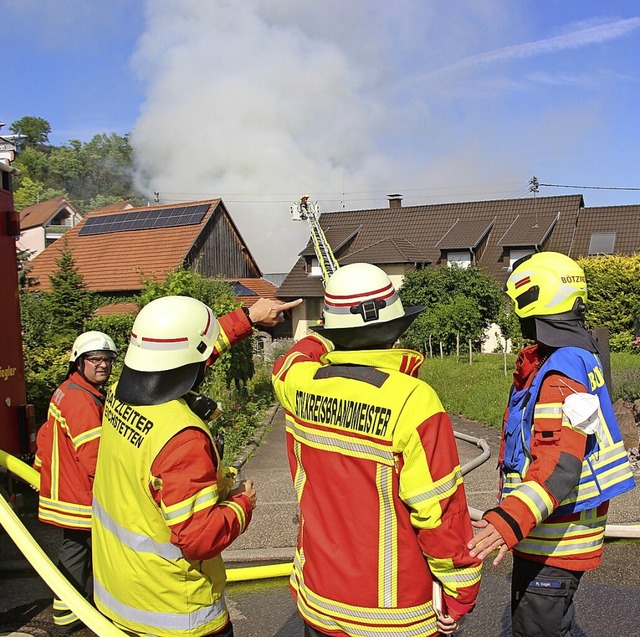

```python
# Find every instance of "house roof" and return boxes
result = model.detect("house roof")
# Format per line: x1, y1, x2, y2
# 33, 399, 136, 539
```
19, 196, 79, 230
28, 199, 261, 293
93, 278, 277, 316
231, 278, 279, 307
436, 218, 495, 250
571, 205, 640, 257
497, 211, 559, 248
277, 194, 585, 298
94, 302, 139, 317
87, 200, 134, 214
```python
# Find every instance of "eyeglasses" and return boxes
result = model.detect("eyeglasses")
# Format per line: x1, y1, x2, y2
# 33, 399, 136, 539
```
85, 356, 115, 367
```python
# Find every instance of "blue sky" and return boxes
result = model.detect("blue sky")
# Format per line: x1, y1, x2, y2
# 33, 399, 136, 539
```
3, 1, 640, 272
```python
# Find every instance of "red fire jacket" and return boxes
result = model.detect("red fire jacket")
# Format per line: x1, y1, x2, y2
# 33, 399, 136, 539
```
273, 334, 481, 636
34, 371, 105, 530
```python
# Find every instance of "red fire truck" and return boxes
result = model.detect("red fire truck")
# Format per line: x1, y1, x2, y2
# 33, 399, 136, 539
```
0, 160, 36, 475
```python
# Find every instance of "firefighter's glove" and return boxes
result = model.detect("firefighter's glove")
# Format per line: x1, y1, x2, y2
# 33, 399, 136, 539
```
217, 466, 238, 501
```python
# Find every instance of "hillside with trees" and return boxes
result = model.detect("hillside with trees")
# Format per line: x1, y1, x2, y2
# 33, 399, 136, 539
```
8, 115, 145, 212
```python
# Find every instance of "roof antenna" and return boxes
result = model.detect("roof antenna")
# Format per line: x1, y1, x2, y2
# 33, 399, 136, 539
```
529, 176, 539, 228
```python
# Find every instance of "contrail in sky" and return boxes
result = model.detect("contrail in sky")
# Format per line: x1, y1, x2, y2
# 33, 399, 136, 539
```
422, 17, 640, 79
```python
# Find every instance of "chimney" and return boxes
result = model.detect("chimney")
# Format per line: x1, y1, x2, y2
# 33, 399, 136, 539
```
387, 193, 402, 209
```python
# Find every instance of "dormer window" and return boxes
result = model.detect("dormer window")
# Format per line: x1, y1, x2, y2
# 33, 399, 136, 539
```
310, 257, 322, 277
508, 249, 534, 271
447, 251, 471, 269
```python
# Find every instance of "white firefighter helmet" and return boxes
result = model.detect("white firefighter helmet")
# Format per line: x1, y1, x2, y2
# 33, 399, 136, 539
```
124, 295, 220, 372
69, 331, 118, 362
310, 263, 424, 349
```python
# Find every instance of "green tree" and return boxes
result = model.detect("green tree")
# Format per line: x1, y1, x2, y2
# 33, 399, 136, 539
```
13, 175, 67, 210
139, 267, 256, 390
44, 247, 96, 342
13, 146, 50, 185
10, 116, 51, 150
399, 265, 503, 354
11, 121, 141, 211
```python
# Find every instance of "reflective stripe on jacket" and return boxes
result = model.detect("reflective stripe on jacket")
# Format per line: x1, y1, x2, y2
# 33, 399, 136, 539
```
35, 372, 104, 530
502, 347, 635, 516
92, 391, 229, 637
273, 335, 481, 635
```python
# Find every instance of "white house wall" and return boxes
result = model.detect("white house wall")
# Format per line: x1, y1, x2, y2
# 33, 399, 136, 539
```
17, 226, 46, 257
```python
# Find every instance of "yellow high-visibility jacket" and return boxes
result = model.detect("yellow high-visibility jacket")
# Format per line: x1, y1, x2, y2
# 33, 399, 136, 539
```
273, 334, 482, 637
92, 394, 230, 637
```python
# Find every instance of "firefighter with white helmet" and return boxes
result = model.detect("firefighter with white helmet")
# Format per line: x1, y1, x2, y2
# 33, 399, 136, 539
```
470, 251, 635, 637
272, 263, 482, 637
34, 330, 118, 634
92, 294, 301, 637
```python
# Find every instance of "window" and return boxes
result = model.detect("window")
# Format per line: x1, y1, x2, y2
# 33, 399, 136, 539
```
447, 251, 471, 269
509, 249, 534, 271
588, 232, 616, 256
309, 257, 322, 277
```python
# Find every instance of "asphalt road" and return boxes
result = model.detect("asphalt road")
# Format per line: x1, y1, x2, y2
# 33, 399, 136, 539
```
1, 406, 638, 636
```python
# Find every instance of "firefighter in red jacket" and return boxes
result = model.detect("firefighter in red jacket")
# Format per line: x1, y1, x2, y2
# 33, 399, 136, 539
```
273, 263, 482, 637
34, 330, 118, 634
469, 252, 635, 637
91, 294, 301, 637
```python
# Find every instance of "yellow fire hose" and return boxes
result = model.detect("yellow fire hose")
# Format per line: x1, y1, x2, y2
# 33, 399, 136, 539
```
0, 448, 290, 634
1, 434, 637, 635
0, 448, 41, 490
0, 490, 129, 636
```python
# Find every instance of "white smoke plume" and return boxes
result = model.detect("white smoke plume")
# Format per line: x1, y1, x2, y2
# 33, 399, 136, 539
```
130, 2, 636, 272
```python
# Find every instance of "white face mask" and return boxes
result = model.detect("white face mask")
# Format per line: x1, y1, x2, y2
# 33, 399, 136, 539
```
562, 392, 602, 436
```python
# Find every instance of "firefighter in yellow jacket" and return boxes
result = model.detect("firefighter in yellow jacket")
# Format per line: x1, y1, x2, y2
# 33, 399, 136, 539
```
273, 263, 482, 637
92, 294, 300, 637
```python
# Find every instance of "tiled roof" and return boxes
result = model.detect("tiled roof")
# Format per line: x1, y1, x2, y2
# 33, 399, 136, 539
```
94, 302, 138, 316
87, 201, 134, 214
436, 218, 495, 250
27, 199, 256, 293
498, 211, 558, 247
93, 278, 278, 316
572, 205, 640, 257
231, 278, 279, 307
19, 196, 78, 230
277, 195, 585, 298
341, 237, 428, 264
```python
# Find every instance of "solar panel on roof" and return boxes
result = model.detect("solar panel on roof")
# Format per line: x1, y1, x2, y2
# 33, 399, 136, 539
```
79, 203, 210, 236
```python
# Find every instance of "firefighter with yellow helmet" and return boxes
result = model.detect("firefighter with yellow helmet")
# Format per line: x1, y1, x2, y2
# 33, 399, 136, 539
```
34, 330, 118, 634
469, 251, 635, 637
272, 263, 482, 637
91, 294, 301, 637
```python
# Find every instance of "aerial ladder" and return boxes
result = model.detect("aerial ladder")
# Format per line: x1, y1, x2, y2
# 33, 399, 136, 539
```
291, 195, 339, 286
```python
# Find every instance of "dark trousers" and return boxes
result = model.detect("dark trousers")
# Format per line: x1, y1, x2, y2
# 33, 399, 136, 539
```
303, 623, 334, 637
511, 555, 584, 637
53, 528, 92, 631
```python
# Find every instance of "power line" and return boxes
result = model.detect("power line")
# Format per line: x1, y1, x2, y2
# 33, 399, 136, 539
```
539, 182, 640, 192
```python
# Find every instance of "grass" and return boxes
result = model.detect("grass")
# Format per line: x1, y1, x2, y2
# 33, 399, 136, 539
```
421, 354, 515, 428
421, 352, 640, 428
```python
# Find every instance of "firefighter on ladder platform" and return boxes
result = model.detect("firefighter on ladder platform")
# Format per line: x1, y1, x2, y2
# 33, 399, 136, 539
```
291, 194, 339, 287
